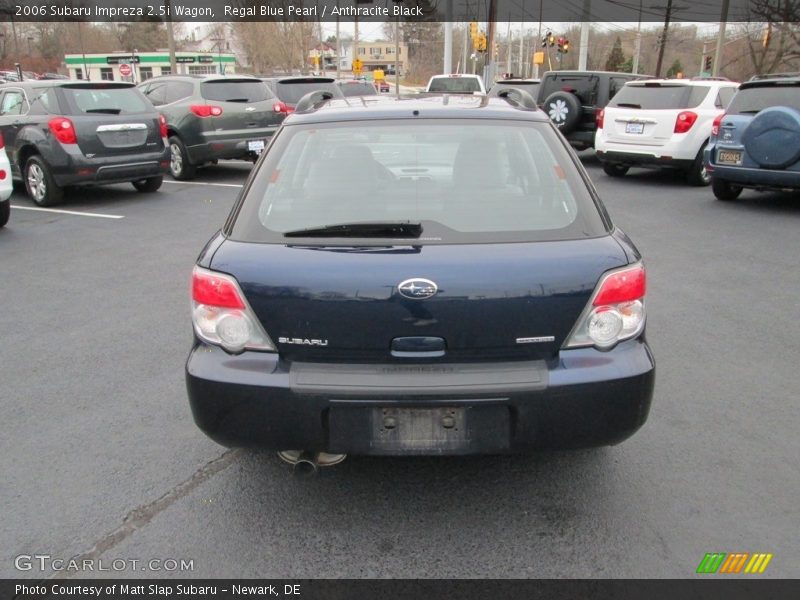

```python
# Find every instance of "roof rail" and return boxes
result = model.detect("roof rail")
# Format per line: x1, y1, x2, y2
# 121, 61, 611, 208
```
748, 71, 800, 81
690, 76, 731, 81
294, 90, 335, 113
488, 86, 538, 110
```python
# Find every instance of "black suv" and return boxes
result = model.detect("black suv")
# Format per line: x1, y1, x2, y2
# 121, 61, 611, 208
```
537, 71, 650, 150
139, 76, 282, 180
0, 81, 169, 206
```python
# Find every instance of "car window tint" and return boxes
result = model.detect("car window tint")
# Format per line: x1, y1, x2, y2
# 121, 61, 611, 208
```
428, 77, 481, 93
726, 85, 800, 114
60, 86, 150, 114
165, 81, 194, 104
200, 80, 271, 103
338, 82, 378, 97
546, 76, 598, 105
608, 85, 708, 109
142, 82, 167, 106
230, 120, 607, 244
718, 86, 736, 108
275, 82, 341, 105
0, 91, 27, 115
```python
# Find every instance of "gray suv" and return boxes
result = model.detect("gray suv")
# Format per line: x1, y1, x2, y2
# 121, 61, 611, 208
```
139, 75, 283, 180
0, 80, 169, 206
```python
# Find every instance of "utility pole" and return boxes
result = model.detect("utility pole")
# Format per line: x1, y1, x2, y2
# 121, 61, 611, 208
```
462, 23, 469, 74
534, 2, 543, 77
712, 0, 729, 77
506, 21, 512, 75
518, 21, 525, 78
485, 0, 497, 84
632, 0, 643, 74
336, 7, 341, 80
395, 18, 400, 97
578, 0, 591, 70
443, 0, 453, 74
654, 0, 673, 78
354, 14, 359, 76
164, 0, 177, 75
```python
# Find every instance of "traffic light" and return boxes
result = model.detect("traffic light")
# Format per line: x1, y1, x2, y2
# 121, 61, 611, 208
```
543, 31, 555, 47
469, 21, 478, 41
562, 39, 570, 53
475, 32, 487, 53
493, 41, 499, 57
704, 55, 713, 71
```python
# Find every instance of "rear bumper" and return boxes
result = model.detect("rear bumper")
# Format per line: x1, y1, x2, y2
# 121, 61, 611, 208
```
706, 162, 800, 190
51, 147, 170, 187
188, 128, 278, 163
186, 338, 655, 454
596, 149, 694, 170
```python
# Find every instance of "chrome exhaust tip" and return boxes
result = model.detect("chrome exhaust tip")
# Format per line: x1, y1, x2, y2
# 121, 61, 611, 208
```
278, 450, 347, 475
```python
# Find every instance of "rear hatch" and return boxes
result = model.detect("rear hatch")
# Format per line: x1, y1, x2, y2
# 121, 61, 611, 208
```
274, 78, 343, 108
210, 237, 629, 363
603, 82, 709, 147
57, 83, 163, 158
714, 81, 800, 169
199, 78, 282, 136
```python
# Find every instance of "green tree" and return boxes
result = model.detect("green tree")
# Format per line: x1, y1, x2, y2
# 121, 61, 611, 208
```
666, 59, 684, 78
604, 36, 626, 72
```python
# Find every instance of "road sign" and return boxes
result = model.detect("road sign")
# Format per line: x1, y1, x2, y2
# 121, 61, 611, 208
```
119, 63, 132, 77
352, 59, 363, 74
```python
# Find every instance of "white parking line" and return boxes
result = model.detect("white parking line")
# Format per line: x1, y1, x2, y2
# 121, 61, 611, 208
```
163, 180, 243, 188
10, 205, 125, 219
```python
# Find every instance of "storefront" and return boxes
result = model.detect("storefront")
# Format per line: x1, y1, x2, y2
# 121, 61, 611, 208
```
64, 51, 237, 83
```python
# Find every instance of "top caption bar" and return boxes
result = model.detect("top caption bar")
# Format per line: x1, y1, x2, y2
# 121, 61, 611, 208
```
0, 0, 783, 23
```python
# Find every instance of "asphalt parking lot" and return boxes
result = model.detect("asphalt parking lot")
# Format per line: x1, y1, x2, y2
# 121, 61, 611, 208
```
2, 154, 798, 579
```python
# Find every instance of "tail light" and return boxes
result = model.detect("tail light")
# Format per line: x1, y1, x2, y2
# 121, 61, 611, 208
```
0, 131, 4, 149
273, 101, 293, 114
48, 117, 77, 144
190, 105, 223, 118
711, 112, 725, 137
158, 114, 168, 138
674, 111, 698, 134
595, 108, 604, 129
191, 266, 275, 354
564, 264, 646, 350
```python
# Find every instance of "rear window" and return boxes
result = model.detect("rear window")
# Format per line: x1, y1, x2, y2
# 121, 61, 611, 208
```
727, 84, 800, 114
275, 81, 341, 105
59, 85, 150, 115
200, 80, 271, 103
540, 75, 599, 105
337, 81, 378, 97
229, 119, 608, 245
608, 84, 709, 109
428, 77, 482, 93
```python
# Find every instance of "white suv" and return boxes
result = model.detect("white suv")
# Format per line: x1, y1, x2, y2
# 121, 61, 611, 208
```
425, 74, 486, 95
595, 78, 739, 185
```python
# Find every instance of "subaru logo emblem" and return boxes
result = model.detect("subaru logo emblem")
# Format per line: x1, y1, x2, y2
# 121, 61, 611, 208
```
397, 278, 438, 300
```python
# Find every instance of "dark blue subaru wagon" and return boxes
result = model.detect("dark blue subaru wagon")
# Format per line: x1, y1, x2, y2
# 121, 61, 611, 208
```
186, 92, 655, 466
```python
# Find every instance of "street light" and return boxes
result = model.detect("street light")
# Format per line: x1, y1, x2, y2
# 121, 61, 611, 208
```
210, 37, 224, 75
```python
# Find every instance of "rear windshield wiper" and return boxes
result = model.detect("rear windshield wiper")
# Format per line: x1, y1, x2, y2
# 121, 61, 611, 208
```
614, 103, 642, 108
283, 221, 423, 238
85, 108, 122, 114
736, 109, 761, 114
224, 98, 250, 103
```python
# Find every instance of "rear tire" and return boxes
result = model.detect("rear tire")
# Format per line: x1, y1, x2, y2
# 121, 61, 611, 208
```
168, 136, 196, 181
24, 155, 63, 207
132, 176, 163, 193
687, 146, 712, 186
711, 178, 743, 201
0, 200, 9, 228
603, 163, 630, 177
